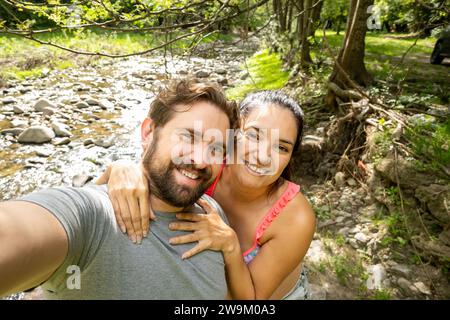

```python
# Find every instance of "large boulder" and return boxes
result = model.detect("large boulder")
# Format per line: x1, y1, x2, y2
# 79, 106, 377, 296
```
375, 154, 437, 188
415, 184, 450, 225
18, 126, 55, 144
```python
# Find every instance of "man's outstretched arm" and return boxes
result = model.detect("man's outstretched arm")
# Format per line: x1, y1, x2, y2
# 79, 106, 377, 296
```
0, 201, 68, 297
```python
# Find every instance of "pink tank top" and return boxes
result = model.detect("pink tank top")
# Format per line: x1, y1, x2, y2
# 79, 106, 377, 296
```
205, 167, 300, 264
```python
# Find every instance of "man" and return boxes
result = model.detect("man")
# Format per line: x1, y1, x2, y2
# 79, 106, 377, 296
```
0, 79, 239, 299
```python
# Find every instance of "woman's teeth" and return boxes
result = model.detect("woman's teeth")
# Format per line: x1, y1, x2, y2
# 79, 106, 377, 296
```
245, 162, 270, 175
180, 169, 199, 179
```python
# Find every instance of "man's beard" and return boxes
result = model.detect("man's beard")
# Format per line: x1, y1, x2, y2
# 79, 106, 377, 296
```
142, 131, 213, 208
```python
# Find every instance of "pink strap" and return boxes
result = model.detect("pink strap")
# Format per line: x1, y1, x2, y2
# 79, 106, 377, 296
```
205, 162, 226, 197
242, 181, 300, 257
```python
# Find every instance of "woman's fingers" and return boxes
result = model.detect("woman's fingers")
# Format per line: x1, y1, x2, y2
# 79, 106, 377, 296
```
138, 194, 150, 238
196, 198, 218, 215
111, 197, 126, 234
117, 197, 136, 243
175, 213, 203, 221
181, 243, 207, 260
169, 221, 198, 231
127, 196, 144, 244
169, 232, 199, 245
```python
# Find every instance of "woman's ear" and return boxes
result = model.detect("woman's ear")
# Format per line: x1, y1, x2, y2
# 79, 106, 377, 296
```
141, 118, 155, 150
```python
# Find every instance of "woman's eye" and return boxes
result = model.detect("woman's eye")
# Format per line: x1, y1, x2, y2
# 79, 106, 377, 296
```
246, 131, 259, 141
277, 145, 288, 152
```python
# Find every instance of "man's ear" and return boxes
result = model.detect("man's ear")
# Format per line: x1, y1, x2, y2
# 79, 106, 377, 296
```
141, 118, 155, 150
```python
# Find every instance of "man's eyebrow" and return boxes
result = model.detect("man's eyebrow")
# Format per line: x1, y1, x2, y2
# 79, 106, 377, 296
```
183, 128, 226, 149
249, 126, 294, 146
184, 128, 203, 140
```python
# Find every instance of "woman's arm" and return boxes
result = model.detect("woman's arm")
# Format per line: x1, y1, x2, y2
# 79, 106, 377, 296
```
96, 160, 154, 244
170, 193, 316, 300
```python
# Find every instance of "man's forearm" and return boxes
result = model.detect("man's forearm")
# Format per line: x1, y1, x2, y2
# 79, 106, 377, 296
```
0, 201, 68, 297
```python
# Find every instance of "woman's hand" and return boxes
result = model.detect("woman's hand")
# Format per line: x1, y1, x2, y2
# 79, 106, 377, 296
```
96, 160, 155, 244
169, 199, 238, 259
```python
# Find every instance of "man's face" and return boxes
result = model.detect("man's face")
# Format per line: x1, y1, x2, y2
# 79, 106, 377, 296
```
142, 100, 229, 208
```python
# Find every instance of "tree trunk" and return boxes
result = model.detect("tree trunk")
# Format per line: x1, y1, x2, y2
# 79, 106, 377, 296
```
325, 0, 374, 108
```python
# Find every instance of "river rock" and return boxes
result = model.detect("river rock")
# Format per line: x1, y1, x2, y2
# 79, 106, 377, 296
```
13, 106, 25, 114
51, 122, 72, 137
2, 97, 17, 104
195, 70, 210, 78
52, 137, 71, 146
11, 119, 28, 128
35, 149, 53, 157
42, 107, 56, 116
98, 99, 114, 110
1, 128, 24, 136
94, 137, 115, 148
18, 126, 55, 144
215, 68, 227, 75
75, 101, 90, 109
83, 138, 95, 146
366, 264, 387, 290
85, 97, 100, 106
34, 99, 57, 112
217, 77, 228, 85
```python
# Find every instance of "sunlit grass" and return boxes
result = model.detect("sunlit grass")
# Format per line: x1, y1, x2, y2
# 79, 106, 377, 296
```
226, 49, 289, 100
0, 28, 236, 80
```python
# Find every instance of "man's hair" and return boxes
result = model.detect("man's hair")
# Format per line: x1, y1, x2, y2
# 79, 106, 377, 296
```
148, 78, 239, 130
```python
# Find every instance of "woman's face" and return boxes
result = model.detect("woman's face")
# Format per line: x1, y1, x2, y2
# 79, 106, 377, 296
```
232, 103, 298, 190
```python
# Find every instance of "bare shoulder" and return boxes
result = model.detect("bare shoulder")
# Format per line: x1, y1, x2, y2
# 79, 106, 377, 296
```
271, 189, 316, 241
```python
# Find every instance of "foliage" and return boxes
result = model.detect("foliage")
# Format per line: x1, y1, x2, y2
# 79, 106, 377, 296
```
321, 0, 348, 34
404, 116, 450, 173
375, 0, 449, 35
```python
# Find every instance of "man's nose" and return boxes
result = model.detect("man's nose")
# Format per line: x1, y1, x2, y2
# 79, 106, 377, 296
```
190, 143, 208, 169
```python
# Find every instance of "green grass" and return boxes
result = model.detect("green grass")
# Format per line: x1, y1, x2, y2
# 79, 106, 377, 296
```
226, 49, 289, 100
313, 30, 449, 100
0, 28, 236, 80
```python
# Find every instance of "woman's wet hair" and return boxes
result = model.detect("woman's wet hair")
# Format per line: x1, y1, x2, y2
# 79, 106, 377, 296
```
240, 90, 305, 196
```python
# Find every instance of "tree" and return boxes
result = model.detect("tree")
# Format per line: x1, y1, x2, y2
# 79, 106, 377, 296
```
325, 0, 374, 108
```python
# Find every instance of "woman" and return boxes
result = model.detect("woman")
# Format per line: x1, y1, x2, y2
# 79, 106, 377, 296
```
98, 90, 316, 299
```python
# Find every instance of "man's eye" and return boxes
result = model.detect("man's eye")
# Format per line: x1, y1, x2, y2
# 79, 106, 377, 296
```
180, 133, 193, 142
209, 144, 224, 155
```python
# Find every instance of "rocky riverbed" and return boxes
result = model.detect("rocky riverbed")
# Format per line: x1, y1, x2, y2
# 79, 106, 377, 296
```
0, 41, 254, 202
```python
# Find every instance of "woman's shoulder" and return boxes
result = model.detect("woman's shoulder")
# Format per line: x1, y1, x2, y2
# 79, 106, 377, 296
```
276, 180, 316, 232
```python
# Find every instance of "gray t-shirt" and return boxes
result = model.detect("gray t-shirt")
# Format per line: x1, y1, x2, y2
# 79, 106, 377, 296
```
19, 185, 228, 300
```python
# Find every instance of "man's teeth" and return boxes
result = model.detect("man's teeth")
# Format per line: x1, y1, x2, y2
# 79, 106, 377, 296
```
180, 169, 199, 179
246, 163, 269, 175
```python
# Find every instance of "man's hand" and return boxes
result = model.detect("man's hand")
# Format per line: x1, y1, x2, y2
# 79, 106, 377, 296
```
0, 201, 68, 297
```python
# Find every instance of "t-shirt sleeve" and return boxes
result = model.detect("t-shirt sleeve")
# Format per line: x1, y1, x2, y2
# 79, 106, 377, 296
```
18, 185, 115, 289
